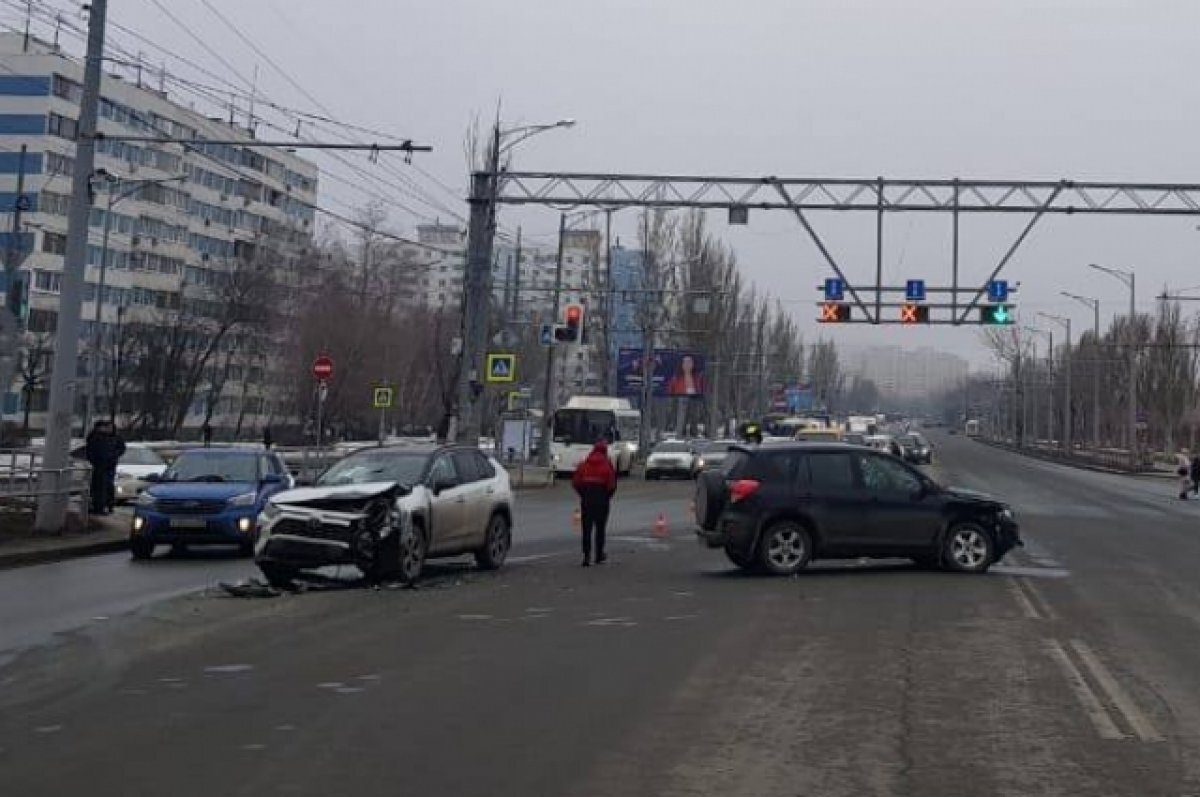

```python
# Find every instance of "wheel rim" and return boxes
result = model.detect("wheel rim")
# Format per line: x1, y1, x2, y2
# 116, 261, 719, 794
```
488, 519, 509, 563
950, 529, 988, 568
401, 533, 425, 580
767, 528, 805, 569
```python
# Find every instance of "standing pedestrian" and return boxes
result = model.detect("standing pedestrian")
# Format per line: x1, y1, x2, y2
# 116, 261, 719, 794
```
262, 425, 273, 450
572, 439, 617, 567
85, 420, 125, 515
1190, 453, 1200, 497
201, 422, 212, 447
1177, 450, 1192, 500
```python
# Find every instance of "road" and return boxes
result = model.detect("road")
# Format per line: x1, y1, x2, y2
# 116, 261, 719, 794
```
2, 439, 1200, 795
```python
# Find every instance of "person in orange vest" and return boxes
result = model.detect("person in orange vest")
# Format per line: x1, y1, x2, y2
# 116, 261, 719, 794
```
572, 439, 617, 567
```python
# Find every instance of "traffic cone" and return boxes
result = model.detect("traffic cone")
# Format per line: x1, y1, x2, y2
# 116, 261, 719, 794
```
572, 508, 582, 531
653, 513, 668, 538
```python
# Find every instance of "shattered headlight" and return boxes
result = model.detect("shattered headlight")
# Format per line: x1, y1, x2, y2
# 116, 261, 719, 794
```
259, 502, 281, 522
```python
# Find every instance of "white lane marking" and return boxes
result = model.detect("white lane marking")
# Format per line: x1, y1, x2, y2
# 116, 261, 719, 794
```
316, 682, 344, 689
33, 725, 63, 734
457, 614, 493, 621
1045, 639, 1124, 740
1014, 577, 1057, 621
664, 614, 698, 621
507, 553, 561, 564
1070, 639, 1163, 743
241, 743, 267, 751
204, 663, 254, 674
585, 617, 637, 627
1009, 579, 1041, 620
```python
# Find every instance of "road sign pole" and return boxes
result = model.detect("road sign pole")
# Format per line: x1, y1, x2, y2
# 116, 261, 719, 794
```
378, 405, 386, 447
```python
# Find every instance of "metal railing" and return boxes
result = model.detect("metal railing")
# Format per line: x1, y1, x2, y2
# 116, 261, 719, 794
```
0, 448, 93, 513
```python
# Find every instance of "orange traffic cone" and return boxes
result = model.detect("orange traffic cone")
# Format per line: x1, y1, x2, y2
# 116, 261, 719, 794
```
653, 513, 669, 538
572, 508, 582, 531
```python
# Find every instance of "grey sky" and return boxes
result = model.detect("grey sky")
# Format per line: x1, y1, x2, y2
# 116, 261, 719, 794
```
69, 0, 1200, 367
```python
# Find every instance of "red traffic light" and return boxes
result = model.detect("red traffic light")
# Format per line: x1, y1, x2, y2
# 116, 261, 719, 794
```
565, 304, 582, 325
819, 302, 850, 323
555, 304, 585, 342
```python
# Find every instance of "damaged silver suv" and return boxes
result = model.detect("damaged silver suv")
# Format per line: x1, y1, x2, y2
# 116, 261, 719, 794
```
254, 444, 514, 588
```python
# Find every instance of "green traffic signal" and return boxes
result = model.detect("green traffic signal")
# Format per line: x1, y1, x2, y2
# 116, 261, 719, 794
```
979, 304, 1013, 325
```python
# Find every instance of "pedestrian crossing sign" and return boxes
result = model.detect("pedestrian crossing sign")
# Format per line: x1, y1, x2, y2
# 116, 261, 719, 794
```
373, 386, 394, 409
486, 353, 517, 383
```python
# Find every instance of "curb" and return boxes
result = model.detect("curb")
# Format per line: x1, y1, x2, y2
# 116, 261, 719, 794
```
973, 439, 1171, 479
0, 536, 128, 570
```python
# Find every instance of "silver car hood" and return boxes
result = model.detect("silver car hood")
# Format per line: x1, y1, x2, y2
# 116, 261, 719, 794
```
271, 481, 405, 506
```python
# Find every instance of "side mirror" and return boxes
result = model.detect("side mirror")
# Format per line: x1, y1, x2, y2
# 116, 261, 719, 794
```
143, 473, 161, 483
261, 473, 284, 485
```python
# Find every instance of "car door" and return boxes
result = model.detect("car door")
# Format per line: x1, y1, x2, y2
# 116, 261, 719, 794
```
801, 451, 870, 551
425, 453, 469, 554
854, 452, 941, 550
452, 450, 489, 547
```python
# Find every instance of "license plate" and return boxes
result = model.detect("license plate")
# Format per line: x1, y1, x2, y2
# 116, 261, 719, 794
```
169, 517, 207, 530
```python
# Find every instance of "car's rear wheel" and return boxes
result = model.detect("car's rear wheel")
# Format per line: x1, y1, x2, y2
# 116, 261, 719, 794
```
645, 470, 657, 481
475, 513, 510, 570
258, 562, 298, 590
942, 523, 994, 573
129, 537, 154, 560
757, 521, 812, 576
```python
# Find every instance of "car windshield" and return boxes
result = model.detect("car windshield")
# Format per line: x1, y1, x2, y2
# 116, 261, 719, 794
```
317, 450, 429, 487
163, 451, 259, 483
654, 442, 692, 453
121, 447, 165, 467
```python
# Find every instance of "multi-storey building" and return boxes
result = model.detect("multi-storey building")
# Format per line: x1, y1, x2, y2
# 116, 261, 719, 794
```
845, 345, 970, 400
0, 33, 318, 435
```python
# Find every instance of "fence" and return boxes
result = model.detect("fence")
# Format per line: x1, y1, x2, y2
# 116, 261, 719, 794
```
976, 437, 1157, 473
0, 448, 93, 516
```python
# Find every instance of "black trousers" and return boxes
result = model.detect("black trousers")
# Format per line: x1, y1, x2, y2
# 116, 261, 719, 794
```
581, 502, 610, 559
90, 465, 113, 512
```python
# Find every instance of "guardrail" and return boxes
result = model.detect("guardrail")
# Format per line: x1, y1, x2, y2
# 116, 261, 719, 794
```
0, 448, 92, 513
976, 438, 1159, 473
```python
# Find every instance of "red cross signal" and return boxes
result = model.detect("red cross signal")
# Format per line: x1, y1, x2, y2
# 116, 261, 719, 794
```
819, 302, 850, 323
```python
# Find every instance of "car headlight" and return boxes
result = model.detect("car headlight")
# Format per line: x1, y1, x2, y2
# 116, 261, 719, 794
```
135, 493, 156, 508
696, 458, 706, 469
999, 507, 1015, 522
260, 502, 281, 522
227, 492, 257, 508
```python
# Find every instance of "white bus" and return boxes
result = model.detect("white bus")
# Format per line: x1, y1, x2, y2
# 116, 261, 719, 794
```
965, 419, 981, 437
551, 396, 641, 475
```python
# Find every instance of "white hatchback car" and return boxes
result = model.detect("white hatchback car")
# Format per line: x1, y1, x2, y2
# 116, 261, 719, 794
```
255, 444, 514, 588
645, 440, 699, 480
114, 445, 168, 504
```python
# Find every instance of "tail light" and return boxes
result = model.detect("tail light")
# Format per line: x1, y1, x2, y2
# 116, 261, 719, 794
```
729, 479, 761, 503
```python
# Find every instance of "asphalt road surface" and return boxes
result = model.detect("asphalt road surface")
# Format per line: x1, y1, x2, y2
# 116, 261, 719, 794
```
3, 439, 1200, 796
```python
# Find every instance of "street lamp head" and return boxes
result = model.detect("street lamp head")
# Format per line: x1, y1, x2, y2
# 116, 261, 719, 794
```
556, 118, 577, 128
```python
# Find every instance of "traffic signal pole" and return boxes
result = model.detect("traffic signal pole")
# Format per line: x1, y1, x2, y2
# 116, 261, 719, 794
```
536, 214, 566, 468
36, 0, 106, 532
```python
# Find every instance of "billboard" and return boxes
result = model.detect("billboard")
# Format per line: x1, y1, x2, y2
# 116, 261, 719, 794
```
617, 348, 707, 398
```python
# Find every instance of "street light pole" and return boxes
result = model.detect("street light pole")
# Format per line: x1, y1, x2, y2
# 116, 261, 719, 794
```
1089, 264, 1138, 467
1039, 312, 1072, 454
1062, 291, 1101, 448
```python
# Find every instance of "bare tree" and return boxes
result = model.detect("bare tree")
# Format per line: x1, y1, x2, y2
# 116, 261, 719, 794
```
17, 332, 52, 435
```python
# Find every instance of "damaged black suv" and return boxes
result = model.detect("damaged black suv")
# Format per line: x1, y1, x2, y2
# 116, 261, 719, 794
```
695, 442, 1020, 575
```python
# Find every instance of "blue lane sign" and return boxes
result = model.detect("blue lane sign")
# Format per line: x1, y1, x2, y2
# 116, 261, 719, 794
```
905, 279, 926, 302
539, 323, 555, 347
824, 278, 844, 301
987, 279, 1009, 303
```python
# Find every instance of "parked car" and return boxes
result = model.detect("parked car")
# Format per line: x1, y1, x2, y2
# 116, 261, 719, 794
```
694, 442, 1020, 575
645, 440, 698, 480
694, 440, 739, 474
865, 434, 904, 457
130, 448, 293, 559
255, 444, 514, 588
114, 445, 168, 504
898, 433, 933, 465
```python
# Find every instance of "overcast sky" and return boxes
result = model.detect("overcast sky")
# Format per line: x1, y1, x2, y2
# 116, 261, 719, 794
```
29, 0, 1200, 368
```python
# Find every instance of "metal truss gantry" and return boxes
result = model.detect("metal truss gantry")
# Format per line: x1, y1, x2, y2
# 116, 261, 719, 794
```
489, 173, 1200, 324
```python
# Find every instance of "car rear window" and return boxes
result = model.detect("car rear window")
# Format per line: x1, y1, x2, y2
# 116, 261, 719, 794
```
808, 452, 855, 491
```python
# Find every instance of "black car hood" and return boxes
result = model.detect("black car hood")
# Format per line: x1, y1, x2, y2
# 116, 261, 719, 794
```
941, 485, 1005, 508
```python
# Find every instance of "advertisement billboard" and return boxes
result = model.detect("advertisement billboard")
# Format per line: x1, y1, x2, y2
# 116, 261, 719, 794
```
617, 348, 707, 398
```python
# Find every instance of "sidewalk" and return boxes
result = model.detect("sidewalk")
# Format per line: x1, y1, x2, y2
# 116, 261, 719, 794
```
0, 512, 128, 569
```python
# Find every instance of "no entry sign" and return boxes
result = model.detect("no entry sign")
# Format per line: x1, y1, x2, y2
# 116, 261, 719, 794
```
312, 354, 334, 382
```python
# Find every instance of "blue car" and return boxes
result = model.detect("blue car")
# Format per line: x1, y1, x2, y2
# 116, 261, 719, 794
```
130, 448, 293, 560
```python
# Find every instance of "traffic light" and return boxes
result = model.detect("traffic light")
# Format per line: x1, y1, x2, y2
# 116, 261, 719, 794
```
554, 303, 584, 342
900, 303, 930, 324
818, 302, 851, 323
979, 304, 1014, 325
5, 272, 26, 321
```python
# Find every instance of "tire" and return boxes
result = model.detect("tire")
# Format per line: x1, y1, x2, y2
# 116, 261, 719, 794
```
238, 540, 256, 558
397, 525, 428, 585
724, 544, 756, 572
258, 561, 298, 590
694, 470, 727, 530
364, 528, 400, 583
129, 537, 154, 560
645, 470, 657, 481
941, 522, 995, 574
475, 513, 511, 570
757, 521, 812, 576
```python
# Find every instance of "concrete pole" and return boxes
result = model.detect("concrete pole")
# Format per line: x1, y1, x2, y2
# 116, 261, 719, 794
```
36, 0, 106, 532
1128, 271, 1138, 468
536, 214, 566, 467
83, 188, 113, 436
1064, 318, 1073, 454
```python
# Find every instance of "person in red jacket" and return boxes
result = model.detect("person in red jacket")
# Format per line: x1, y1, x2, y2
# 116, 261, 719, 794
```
572, 439, 618, 566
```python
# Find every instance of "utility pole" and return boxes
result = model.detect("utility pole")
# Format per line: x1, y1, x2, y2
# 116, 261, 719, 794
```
36, 0, 106, 533
456, 126, 500, 444
604, 209, 614, 395
536, 214, 566, 467
508, 226, 522, 324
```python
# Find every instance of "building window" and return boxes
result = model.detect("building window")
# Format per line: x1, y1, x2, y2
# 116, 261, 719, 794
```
42, 232, 67, 255
33, 269, 62, 293
51, 74, 82, 102
46, 151, 74, 176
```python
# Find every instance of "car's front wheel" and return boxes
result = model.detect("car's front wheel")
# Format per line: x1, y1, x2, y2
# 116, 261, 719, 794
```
258, 561, 298, 590
475, 513, 511, 570
757, 521, 812, 576
942, 523, 994, 573
398, 526, 428, 584
129, 537, 154, 560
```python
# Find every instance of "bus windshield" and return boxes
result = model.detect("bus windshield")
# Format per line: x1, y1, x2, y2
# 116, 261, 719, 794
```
553, 409, 616, 445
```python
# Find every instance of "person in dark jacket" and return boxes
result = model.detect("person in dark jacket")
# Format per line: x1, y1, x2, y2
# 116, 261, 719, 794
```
572, 439, 617, 567
85, 420, 125, 514
1190, 454, 1200, 496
